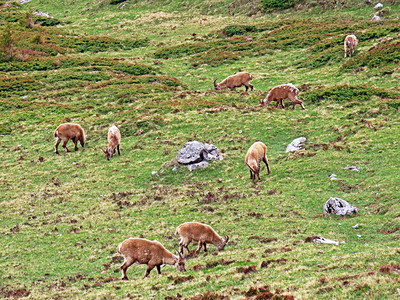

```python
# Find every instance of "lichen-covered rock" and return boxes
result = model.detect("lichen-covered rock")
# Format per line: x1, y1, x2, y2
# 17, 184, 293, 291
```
176, 141, 222, 164
285, 137, 306, 152
323, 197, 358, 216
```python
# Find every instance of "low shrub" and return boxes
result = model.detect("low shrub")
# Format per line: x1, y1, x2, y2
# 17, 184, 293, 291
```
260, 0, 300, 10
0, 76, 42, 94
302, 85, 398, 103
343, 42, 400, 70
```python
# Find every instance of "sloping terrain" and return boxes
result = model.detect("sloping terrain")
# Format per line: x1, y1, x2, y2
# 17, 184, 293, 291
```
0, 0, 399, 298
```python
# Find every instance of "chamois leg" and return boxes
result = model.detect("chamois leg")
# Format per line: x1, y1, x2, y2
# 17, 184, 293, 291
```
55, 137, 61, 154
263, 155, 271, 175
62, 139, 71, 152
195, 241, 203, 254
203, 242, 207, 252
120, 257, 134, 280
144, 264, 155, 278
280, 99, 285, 109
156, 265, 162, 275
117, 145, 120, 155
72, 137, 79, 151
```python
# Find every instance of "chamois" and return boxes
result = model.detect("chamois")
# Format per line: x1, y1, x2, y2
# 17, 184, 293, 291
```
117, 238, 186, 280
54, 123, 85, 154
214, 71, 253, 92
175, 222, 229, 256
103, 125, 121, 160
344, 34, 358, 58
260, 83, 305, 110
245, 141, 271, 181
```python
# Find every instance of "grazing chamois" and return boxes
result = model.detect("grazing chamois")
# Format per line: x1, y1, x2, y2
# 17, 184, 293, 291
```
54, 123, 85, 154
245, 141, 271, 181
344, 34, 358, 58
117, 238, 186, 280
214, 71, 253, 92
103, 125, 121, 160
176, 222, 229, 256
260, 83, 305, 110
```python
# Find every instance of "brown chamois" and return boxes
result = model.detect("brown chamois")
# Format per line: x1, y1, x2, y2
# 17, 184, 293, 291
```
214, 71, 253, 92
117, 238, 186, 280
175, 222, 229, 256
103, 125, 121, 160
245, 141, 271, 181
344, 34, 358, 58
260, 83, 305, 110
54, 123, 85, 154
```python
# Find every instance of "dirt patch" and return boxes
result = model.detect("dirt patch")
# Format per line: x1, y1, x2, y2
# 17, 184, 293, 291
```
236, 265, 256, 274
189, 292, 230, 300
244, 285, 294, 299
261, 258, 288, 268
247, 212, 263, 218
0, 287, 30, 298
205, 258, 235, 269
173, 275, 194, 284
379, 264, 400, 274
248, 235, 277, 243
244, 285, 270, 297
191, 264, 204, 271
304, 235, 320, 243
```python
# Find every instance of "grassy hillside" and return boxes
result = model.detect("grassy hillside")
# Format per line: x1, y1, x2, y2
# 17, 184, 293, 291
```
0, 0, 399, 299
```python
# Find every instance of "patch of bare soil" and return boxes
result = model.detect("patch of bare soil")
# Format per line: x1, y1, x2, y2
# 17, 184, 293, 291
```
379, 264, 400, 274
0, 287, 30, 298
248, 235, 277, 243
189, 292, 230, 300
244, 285, 294, 299
236, 265, 256, 274
260, 258, 288, 268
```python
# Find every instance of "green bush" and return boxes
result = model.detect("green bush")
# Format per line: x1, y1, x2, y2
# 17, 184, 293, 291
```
343, 42, 400, 70
303, 85, 399, 103
260, 0, 300, 10
0, 76, 42, 94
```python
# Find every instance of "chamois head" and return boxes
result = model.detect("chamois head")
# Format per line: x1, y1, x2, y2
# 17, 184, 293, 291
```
217, 235, 230, 251
103, 147, 113, 160
174, 251, 186, 272
213, 78, 221, 91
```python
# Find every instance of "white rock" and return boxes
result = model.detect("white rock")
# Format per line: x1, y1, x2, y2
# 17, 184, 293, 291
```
285, 137, 307, 152
372, 15, 382, 21
352, 224, 359, 229
345, 166, 360, 171
374, 3, 383, 10
323, 197, 358, 216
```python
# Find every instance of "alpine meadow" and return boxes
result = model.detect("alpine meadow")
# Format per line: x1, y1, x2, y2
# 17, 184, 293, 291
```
0, 0, 399, 299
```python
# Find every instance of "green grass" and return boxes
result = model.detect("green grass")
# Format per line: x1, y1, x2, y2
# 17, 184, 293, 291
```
0, 0, 399, 299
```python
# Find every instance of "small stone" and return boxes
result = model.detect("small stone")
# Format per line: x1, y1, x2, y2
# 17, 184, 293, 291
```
345, 166, 360, 172
352, 224, 359, 229
374, 3, 383, 10
372, 15, 382, 21
329, 174, 338, 180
